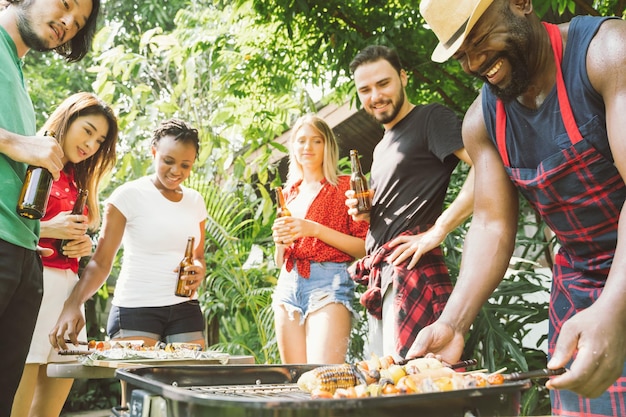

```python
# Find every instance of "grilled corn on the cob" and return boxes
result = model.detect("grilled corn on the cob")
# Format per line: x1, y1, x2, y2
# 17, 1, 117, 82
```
297, 364, 362, 393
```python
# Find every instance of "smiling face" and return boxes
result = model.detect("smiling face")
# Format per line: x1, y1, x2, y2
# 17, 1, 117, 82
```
151, 135, 197, 191
354, 59, 408, 129
453, 1, 533, 102
61, 114, 109, 165
15, 0, 93, 52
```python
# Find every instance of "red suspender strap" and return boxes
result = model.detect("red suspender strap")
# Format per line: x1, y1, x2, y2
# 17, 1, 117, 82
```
496, 100, 510, 166
543, 22, 583, 144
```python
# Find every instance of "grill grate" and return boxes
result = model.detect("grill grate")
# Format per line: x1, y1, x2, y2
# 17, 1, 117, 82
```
185, 383, 310, 400
117, 365, 530, 416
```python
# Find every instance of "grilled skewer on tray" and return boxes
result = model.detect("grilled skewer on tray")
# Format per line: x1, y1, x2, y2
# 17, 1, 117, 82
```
297, 354, 566, 398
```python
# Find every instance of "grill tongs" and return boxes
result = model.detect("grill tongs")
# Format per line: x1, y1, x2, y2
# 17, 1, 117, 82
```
58, 339, 91, 355
504, 367, 567, 381
394, 357, 477, 369
396, 356, 566, 381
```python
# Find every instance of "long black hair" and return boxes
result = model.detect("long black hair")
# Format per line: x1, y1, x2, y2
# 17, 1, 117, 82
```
3, 0, 101, 62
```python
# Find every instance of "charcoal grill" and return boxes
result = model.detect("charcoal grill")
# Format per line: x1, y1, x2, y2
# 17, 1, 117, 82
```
115, 364, 531, 417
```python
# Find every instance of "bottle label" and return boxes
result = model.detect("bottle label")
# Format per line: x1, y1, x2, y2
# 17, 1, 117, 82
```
351, 179, 371, 213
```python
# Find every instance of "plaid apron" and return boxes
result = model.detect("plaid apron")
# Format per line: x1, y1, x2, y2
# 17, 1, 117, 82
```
495, 23, 626, 417
349, 224, 452, 357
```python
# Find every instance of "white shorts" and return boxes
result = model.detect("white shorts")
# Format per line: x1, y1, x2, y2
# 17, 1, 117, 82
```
26, 266, 87, 364
366, 283, 397, 358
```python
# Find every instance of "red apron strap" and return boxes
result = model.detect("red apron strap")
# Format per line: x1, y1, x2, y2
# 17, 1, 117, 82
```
543, 22, 583, 144
496, 100, 510, 166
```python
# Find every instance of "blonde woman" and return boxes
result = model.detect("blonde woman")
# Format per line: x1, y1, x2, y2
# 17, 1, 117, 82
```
272, 115, 368, 364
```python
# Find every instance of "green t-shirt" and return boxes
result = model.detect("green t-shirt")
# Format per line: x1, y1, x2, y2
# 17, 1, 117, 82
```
0, 26, 38, 250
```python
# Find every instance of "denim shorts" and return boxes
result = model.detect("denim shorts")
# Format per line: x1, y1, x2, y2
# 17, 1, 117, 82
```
272, 261, 357, 325
107, 300, 205, 343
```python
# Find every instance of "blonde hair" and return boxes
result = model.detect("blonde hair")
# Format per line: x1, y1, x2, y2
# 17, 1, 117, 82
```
286, 115, 339, 187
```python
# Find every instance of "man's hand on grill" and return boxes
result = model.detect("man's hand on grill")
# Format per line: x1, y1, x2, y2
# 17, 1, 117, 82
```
406, 320, 465, 365
546, 303, 626, 398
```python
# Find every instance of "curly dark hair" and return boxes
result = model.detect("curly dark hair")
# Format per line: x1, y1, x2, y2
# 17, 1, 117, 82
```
151, 119, 200, 158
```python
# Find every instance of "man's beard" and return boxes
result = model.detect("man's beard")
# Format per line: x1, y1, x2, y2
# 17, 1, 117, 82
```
369, 89, 405, 125
16, 6, 53, 52
482, 8, 533, 103
485, 46, 531, 103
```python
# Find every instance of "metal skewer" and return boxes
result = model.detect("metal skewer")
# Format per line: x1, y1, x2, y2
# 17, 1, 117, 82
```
57, 350, 92, 355
505, 368, 567, 381
64, 339, 89, 346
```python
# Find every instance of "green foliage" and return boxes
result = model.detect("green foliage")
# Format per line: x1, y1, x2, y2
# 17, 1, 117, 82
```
442, 162, 553, 414
185, 175, 281, 363
62, 378, 120, 412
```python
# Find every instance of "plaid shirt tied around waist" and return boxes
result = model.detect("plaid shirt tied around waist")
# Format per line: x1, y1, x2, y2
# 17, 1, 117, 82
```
348, 224, 453, 357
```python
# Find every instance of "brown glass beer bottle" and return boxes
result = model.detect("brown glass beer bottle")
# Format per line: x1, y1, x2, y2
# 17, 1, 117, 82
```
275, 186, 291, 217
349, 149, 371, 214
17, 131, 56, 219
175, 236, 195, 297
59, 189, 89, 254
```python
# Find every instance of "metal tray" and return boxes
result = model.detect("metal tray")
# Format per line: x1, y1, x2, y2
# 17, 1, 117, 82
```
116, 364, 531, 417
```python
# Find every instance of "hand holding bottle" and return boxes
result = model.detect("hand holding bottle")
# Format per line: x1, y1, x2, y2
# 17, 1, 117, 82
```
175, 237, 205, 297
272, 216, 313, 245
175, 263, 204, 295
17, 131, 65, 219
2, 130, 64, 180
60, 234, 93, 259
349, 149, 372, 214
40, 210, 90, 256
58, 189, 89, 253
272, 186, 296, 245
345, 189, 373, 222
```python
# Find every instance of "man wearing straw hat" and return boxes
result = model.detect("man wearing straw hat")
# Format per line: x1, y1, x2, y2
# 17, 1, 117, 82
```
409, 0, 626, 415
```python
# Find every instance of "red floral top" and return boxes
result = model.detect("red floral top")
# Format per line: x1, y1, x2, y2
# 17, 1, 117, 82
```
282, 175, 368, 278
38, 168, 88, 274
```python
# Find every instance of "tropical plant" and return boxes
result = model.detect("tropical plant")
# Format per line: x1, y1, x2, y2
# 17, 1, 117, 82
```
184, 175, 279, 363
441, 162, 554, 414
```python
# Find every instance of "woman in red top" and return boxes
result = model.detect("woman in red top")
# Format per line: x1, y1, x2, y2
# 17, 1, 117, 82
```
12, 93, 118, 417
272, 115, 368, 364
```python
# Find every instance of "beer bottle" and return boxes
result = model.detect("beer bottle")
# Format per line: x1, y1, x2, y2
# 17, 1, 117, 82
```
59, 189, 89, 254
275, 186, 291, 217
17, 131, 56, 219
175, 236, 195, 297
349, 149, 371, 214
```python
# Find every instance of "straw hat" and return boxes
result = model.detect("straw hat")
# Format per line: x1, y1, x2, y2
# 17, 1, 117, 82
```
420, 0, 495, 63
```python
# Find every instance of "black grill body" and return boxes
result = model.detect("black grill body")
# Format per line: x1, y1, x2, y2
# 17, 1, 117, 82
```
116, 364, 530, 417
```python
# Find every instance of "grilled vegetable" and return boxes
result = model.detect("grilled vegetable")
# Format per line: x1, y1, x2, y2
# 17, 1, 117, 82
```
297, 364, 364, 394
487, 373, 505, 385
380, 364, 406, 385
404, 357, 444, 374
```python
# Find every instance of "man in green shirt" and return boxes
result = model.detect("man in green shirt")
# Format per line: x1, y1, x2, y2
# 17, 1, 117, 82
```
0, 0, 101, 412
